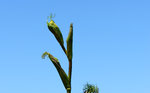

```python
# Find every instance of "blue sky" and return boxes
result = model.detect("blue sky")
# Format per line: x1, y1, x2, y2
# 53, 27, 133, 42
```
0, 0, 150, 93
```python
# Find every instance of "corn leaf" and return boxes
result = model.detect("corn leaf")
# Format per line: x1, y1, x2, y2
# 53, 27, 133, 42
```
66, 23, 73, 60
42, 52, 71, 89
47, 20, 64, 47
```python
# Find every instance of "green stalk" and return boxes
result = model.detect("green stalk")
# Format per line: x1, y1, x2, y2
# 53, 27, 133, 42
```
66, 24, 73, 93
68, 59, 72, 93
44, 15, 73, 93
67, 89, 71, 93
68, 60, 72, 87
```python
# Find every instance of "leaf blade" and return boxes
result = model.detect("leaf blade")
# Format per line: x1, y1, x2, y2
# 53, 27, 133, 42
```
42, 52, 71, 89
47, 20, 64, 47
66, 23, 73, 60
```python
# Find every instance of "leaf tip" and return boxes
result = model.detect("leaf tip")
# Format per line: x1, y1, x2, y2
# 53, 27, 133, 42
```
42, 52, 49, 59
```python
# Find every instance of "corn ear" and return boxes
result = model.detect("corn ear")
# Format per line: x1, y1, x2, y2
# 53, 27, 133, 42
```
42, 52, 71, 89
66, 23, 73, 60
47, 20, 64, 47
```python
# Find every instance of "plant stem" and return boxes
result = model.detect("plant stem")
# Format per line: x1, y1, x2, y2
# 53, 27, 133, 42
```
68, 60, 72, 84
68, 59, 72, 93
67, 89, 71, 93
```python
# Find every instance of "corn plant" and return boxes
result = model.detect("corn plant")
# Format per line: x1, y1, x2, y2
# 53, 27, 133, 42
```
42, 14, 73, 93
83, 83, 99, 93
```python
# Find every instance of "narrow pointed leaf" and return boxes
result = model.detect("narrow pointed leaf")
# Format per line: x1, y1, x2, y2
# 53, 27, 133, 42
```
66, 23, 73, 60
42, 52, 71, 89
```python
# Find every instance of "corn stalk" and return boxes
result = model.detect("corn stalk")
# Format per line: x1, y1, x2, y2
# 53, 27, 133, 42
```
42, 14, 73, 93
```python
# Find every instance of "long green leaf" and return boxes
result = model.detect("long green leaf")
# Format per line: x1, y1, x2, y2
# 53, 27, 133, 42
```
42, 52, 71, 89
66, 23, 73, 60
47, 19, 64, 47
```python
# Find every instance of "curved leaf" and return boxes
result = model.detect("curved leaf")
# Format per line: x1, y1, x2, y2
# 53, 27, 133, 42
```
42, 52, 71, 89
47, 20, 64, 47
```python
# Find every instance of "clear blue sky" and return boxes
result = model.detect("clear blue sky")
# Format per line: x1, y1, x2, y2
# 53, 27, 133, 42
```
0, 0, 150, 93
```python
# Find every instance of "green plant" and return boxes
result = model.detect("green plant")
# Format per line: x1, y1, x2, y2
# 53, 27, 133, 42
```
42, 14, 73, 93
83, 83, 99, 93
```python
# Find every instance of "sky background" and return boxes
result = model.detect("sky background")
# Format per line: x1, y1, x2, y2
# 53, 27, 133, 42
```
0, 0, 150, 93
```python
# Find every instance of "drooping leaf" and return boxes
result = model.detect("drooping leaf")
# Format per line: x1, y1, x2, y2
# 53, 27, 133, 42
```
42, 52, 71, 89
47, 19, 64, 47
66, 23, 73, 60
